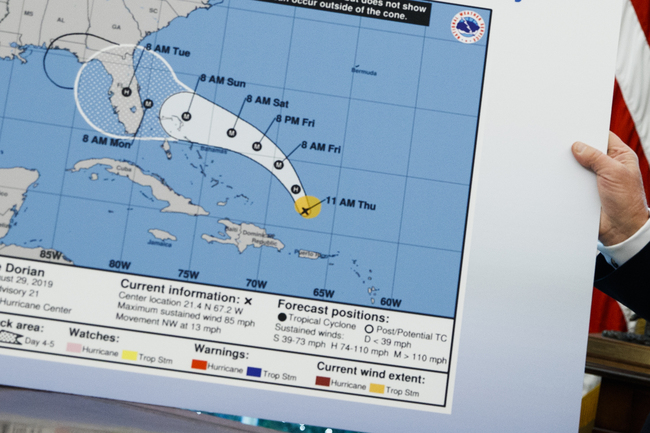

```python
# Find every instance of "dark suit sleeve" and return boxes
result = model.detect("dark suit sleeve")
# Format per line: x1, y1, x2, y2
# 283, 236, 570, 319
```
595, 241, 650, 320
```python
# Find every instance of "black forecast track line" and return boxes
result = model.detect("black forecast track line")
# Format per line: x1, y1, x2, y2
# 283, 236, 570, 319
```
232, 97, 247, 129
127, 48, 146, 89
300, 198, 323, 216
227, 97, 249, 138
43, 33, 119, 90
181, 77, 202, 122
187, 76, 202, 112
130, 107, 148, 143
282, 142, 303, 162
260, 117, 277, 142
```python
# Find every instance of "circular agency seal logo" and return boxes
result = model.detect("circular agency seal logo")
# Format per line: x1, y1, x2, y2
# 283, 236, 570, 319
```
451, 11, 486, 44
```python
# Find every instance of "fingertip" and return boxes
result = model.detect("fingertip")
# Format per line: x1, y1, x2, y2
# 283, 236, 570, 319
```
572, 141, 603, 171
572, 141, 586, 154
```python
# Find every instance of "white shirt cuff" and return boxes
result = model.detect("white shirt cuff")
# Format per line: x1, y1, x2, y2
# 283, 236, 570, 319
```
598, 211, 650, 268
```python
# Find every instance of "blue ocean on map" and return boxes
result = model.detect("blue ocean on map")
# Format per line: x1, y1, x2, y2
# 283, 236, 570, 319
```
0, 0, 490, 318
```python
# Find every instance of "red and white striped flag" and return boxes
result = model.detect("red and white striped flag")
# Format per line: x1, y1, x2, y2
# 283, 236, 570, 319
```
590, 0, 650, 333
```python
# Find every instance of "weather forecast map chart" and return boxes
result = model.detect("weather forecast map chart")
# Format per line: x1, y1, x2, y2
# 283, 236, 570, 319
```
0, 0, 490, 411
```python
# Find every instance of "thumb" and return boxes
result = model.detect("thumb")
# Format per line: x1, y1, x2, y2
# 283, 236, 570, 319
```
572, 141, 612, 175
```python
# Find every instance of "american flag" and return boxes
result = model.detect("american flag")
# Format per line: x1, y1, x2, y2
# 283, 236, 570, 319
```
591, 0, 650, 333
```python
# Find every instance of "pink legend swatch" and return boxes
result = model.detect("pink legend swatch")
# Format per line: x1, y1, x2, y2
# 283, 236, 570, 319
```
66, 343, 82, 353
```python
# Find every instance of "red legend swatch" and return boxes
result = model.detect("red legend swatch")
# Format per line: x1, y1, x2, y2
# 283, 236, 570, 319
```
191, 359, 208, 370
315, 376, 331, 387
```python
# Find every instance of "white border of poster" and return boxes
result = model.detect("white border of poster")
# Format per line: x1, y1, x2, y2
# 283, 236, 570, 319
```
0, 0, 622, 432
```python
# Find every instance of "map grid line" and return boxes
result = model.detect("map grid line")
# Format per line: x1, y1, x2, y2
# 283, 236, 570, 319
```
322, 17, 363, 291
256, 7, 298, 286
186, 0, 232, 273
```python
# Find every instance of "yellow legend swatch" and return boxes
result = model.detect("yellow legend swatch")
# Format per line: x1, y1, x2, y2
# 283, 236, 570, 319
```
122, 350, 138, 361
369, 383, 385, 394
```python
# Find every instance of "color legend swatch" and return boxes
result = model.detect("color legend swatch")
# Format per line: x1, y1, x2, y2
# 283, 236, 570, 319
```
66, 343, 82, 353
122, 350, 138, 361
246, 367, 262, 378
315, 376, 331, 387
369, 384, 385, 394
192, 359, 208, 370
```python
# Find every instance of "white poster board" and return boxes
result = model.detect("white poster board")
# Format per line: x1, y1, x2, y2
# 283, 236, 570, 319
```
0, 0, 621, 431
